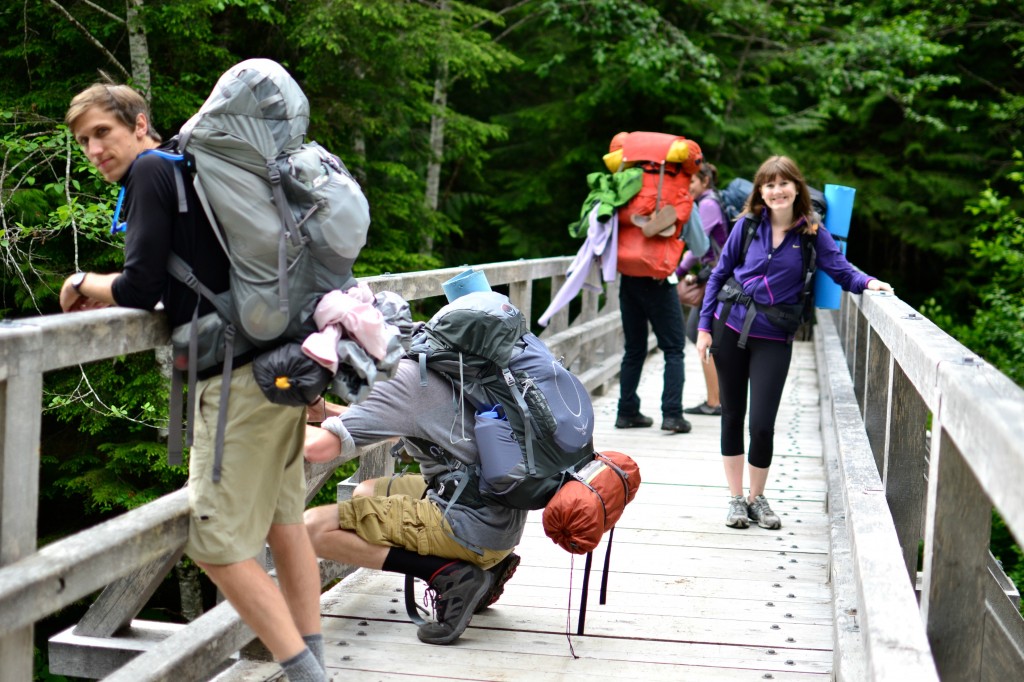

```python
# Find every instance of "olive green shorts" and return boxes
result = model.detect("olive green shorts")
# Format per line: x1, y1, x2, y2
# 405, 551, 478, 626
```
185, 365, 307, 565
337, 474, 508, 569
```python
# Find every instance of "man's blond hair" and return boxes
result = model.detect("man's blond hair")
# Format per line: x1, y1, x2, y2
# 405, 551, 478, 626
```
65, 83, 161, 142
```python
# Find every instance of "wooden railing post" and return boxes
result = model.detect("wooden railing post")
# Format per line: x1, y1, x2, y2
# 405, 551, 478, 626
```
852, 303, 869, 407
883, 363, 929, 584
0, 321, 44, 682
842, 296, 857, 374
508, 276, 533, 325
543, 272, 570, 336
863, 326, 891, 476
920, 427, 990, 680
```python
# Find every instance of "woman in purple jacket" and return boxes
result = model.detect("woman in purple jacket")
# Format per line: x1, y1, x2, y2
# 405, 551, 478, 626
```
695, 156, 892, 529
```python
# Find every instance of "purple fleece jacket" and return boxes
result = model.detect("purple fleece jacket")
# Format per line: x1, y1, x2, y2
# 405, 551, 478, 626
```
698, 213, 874, 342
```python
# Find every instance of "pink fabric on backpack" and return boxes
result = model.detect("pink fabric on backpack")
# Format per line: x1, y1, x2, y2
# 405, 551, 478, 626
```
302, 283, 394, 372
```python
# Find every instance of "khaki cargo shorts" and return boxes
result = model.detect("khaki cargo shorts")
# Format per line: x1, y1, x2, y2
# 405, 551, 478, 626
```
185, 365, 307, 565
337, 474, 508, 569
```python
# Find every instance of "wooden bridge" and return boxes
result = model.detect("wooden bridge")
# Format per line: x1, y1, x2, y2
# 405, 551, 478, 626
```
1, 257, 1023, 681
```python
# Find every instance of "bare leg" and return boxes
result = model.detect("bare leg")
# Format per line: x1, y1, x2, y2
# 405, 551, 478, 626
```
352, 479, 376, 498
723, 455, 745, 497
198, 558, 306, 661
304, 504, 390, 569
703, 356, 720, 407
267, 523, 322, 636
748, 463, 770, 501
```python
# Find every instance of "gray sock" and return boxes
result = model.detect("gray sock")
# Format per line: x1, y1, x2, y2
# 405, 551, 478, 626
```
280, 647, 326, 682
303, 633, 325, 672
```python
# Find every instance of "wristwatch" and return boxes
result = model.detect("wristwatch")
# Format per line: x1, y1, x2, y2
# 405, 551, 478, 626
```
70, 272, 87, 292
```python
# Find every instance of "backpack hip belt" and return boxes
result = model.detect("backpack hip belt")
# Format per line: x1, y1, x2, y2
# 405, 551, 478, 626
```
716, 277, 805, 349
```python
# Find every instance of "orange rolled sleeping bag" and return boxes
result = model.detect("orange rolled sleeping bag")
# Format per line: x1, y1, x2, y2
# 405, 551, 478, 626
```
542, 450, 641, 554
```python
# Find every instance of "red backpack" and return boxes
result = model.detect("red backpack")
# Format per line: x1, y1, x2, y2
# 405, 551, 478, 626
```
611, 131, 703, 279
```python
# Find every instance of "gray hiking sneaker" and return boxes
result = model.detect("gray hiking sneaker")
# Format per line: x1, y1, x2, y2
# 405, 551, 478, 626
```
474, 552, 521, 614
747, 494, 782, 529
726, 495, 750, 528
417, 562, 494, 645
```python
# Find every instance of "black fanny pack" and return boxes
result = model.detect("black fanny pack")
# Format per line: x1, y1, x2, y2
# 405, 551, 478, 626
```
714, 277, 806, 348
760, 302, 804, 333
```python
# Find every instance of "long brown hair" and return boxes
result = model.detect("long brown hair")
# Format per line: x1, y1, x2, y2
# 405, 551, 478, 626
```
745, 156, 817, 234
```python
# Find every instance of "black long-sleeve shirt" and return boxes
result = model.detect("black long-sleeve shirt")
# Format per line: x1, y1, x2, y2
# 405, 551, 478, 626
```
111, 145, 230, 329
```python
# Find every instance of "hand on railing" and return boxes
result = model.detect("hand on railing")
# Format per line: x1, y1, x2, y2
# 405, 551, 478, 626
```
59, 272, 118, 312
866, 279, 894, 294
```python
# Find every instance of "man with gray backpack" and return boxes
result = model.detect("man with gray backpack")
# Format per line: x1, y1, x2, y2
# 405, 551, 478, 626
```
303, 286, 595, 645
57, 61, 369, 681
303, 357, 527, 646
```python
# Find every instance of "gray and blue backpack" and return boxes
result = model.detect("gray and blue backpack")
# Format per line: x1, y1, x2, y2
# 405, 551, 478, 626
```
407, 291, 596, 511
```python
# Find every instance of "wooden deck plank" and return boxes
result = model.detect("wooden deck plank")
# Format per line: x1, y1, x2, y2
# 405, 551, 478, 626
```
319, 618, 830, 679
304, 341, 834, 681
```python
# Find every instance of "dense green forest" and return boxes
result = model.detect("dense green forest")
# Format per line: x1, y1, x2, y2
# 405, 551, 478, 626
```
1, 1, 1022, 677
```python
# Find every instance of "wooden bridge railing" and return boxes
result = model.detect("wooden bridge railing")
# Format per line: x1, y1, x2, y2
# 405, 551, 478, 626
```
815, 289, 1024, 681
5, 255, 1023, 681
0, 257, 624, 681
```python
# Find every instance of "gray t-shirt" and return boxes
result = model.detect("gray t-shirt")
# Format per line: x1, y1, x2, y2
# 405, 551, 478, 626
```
338, 358, 527, 551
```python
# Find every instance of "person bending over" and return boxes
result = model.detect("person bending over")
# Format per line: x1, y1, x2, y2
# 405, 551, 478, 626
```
303, 358, 524, 645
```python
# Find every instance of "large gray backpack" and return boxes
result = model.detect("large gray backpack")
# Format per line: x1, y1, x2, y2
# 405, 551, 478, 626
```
165, 59, 370, 479
174, 58, 370, 343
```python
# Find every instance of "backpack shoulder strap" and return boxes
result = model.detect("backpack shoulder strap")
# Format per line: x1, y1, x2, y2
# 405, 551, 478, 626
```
699, 188, 726, 212
140, 149, 189, 215
166, 253, 235, 322
801, 230, 818, 280
737, 214, 758, 267
799, 229, 819, 318
110, 149, 189, 235
165, 252, 250, 483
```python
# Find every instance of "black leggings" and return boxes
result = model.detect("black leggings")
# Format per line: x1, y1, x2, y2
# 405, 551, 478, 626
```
713, 326, 793, 468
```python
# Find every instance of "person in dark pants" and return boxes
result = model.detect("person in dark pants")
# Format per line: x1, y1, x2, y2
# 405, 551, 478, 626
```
616, 274, 691, 433
695, 155, 892, 530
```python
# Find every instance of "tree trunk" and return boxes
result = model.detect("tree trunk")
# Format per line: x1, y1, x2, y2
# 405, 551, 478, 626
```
352, 130, 367, 185
126, 0, 152, 99
175, 559, 204, 622
423, 0, 451, 256
423, 60, 449, 256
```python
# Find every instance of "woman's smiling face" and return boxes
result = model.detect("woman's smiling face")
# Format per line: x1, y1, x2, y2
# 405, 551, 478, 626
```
760, 175, 796, 213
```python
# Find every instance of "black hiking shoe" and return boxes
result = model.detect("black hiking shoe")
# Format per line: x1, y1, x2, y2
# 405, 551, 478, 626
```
684, 401, 722, 416
474, 552, 521, 614
660, 415, 692, 433
417, 562, 493, 645
615, 412, 654, 429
